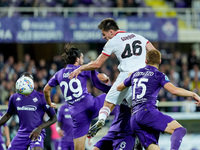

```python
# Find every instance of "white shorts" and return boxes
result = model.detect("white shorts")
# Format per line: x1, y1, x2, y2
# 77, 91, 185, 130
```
105, 72, 132, 106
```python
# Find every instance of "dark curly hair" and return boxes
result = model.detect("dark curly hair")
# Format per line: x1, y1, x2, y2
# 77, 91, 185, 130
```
20, 72, 34, 80
62, 43, 82, 64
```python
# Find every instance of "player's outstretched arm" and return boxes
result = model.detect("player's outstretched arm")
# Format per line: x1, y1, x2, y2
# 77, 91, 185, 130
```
69, 54, 109, 79
29, 114, 57, 141
43, 84, 57, 108
146, 42, 157, 52
97, 73, 110, 84
164, 82, 200, 106
0, 113, 11, 126
4, 125, 10, 147
117, 82, 127, 91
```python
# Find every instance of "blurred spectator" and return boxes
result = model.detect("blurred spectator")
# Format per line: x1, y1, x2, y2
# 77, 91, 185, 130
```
190, 75, 200, 95
52, 93, 62, 104
168, 68, 180, 86
18, 0, 34, 16
189, 64, 200, 80
63, 0, 77, 7
38, 59, 47, 70
114, 0, 126, 16
124, 0, 141, 16
0, 54, 4, 70
93, 0, 114, 7
49, 63, 57, 78
24, 53, 31, 71
32, 0, 45, 7
0, 0, 8, 7
180, 63, 189, 81
78, 0, 93, 6
188, 50, 199, 70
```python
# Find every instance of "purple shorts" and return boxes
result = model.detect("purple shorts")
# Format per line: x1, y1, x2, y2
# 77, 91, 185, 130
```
72, 94, 105, 139
8, 132, 45, 150
94, 131, 135, 150
58, 141, 74, 150
131, 108, 174, 148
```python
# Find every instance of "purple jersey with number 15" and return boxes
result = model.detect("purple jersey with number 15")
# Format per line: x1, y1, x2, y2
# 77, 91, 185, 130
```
124, 65, 170, 114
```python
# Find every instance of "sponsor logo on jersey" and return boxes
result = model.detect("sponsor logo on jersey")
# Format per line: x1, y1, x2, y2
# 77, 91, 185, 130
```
64, 114, 72, 119
33, 97, 38, 102
16, 97, 21, 101
17, 105, 37, 111
64, 108, 69, 112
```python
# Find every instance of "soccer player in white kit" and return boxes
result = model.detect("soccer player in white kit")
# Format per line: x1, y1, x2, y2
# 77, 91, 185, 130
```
69, 18, 157, 147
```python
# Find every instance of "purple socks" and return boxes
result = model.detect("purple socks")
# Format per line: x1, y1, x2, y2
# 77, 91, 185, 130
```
170, 127, 187, 150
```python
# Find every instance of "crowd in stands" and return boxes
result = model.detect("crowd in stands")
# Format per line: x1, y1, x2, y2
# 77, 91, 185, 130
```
0, 0, 195, 17
0, 0, 193, 8
0, 0, 143, 8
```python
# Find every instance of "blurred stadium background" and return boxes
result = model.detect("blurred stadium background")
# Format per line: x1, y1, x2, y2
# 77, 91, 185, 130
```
0, 0, 200, 149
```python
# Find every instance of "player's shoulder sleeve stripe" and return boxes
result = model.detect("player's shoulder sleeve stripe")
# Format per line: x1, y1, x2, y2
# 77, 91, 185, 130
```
102, 52, 110, 56
146, 41, 149, 44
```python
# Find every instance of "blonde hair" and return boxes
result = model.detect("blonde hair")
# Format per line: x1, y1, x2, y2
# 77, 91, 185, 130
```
146, 49, 161, 65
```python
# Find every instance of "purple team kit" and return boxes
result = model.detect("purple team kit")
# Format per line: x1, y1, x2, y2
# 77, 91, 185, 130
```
95, 103, 135, 150
124, 65, 174, 148
48, 64, 110, 139
7, 90, 56, 150
57, 104, 74, 150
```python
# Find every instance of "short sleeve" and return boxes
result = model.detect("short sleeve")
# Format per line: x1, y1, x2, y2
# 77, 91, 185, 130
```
7, 95, 16, 115
159, 73, 170, 87
102, 40, 115, 56
124, 73, 133, 87
48, 73, 59, 87
135, 33, 149, 44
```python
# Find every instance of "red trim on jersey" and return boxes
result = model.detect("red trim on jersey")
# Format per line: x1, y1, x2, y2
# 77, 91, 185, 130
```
115, 31, 126, 36
147, 41, 150, 44
102, 52, 110, 57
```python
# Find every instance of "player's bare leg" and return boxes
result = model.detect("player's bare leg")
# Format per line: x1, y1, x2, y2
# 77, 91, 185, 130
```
146, 143, 160, 150
164, 120, 187, 150
164, 120, 182, 134
74, 135, 87, 150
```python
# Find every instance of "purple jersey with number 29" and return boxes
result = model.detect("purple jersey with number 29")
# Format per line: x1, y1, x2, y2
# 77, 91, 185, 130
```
48, 64, 111, 138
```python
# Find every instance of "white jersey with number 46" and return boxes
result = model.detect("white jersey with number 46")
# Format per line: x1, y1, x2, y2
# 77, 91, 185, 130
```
102, 31, 149, 72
